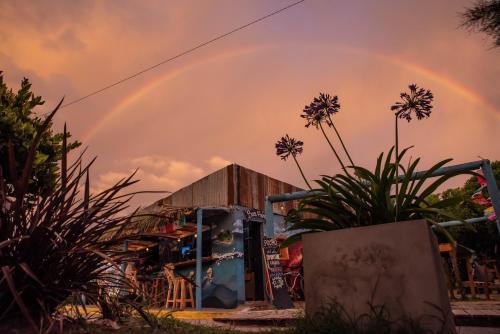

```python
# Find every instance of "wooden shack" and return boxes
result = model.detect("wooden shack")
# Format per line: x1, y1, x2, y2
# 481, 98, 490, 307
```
124, 164, 303, 309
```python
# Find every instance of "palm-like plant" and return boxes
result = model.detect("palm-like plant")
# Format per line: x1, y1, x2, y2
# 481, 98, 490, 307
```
0, 100, 139, 333
283, 147, 466, 246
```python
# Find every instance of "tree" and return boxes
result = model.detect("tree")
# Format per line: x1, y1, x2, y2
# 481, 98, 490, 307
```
0, 72, 80, 196
463, 160, 500, 194
433, 161, 500, 256
0, 91, 141, 333
439, 161, 500, 220
461, 0, 500, 48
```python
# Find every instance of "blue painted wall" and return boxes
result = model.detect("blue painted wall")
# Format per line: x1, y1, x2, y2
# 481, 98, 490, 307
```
184, 208, 288, 308
199, 208, 245, 308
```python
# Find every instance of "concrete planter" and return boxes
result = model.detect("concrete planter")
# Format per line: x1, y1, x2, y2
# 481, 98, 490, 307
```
303, 220, 455, 333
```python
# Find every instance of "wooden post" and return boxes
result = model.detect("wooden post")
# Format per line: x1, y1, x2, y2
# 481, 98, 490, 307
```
196, 208, 203, 310
465, 256, 476, 299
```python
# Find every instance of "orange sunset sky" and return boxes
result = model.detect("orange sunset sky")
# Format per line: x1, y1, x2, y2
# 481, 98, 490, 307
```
1, 0, 499, 210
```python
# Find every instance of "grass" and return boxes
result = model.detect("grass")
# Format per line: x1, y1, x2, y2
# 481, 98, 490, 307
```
71, 316, 285, 334
67, 300, 453, 334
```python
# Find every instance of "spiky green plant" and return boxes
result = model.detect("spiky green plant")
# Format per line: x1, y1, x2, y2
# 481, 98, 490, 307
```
283, 147, 469, 246
0, 99, 139, 333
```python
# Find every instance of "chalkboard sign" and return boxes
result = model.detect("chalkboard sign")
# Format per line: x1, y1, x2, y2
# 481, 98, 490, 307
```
262, 237, 294, 309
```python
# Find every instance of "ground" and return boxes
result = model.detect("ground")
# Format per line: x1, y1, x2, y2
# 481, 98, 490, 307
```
63, 300, 500, 333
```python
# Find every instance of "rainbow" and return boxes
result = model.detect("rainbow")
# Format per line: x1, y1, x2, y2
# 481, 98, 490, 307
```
362, 49, 498, 115
82, 45, 273, 142
82, 44, 498, 141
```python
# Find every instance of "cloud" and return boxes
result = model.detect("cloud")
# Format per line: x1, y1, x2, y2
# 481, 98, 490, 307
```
92, 154, 233, 210
130, 155, 169, 171
91, 171, 131, 194
42, 29, 86, 51
92, 156, 208, 200
206, 155, 231, 170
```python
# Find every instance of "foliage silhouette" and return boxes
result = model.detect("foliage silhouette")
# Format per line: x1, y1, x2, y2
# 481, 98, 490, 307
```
461, 0, 500, 48
0, 72, 80, 196
0, 97, 142, 333
283, 147, 467, 247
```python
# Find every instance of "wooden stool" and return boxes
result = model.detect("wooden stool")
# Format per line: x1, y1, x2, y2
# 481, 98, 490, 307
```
175, 274, 195, 309
466, 257, 500, 300
464, 255, 477, 298
165, 264, 178, 309
439, 243, 466, 299
136, 277, 150, 301
149, 277, 166, 307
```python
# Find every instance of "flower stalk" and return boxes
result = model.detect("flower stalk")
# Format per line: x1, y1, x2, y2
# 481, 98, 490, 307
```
292, 154, 312, 189
391, 84, 434, 221
319, 122, 347, 173
275, 134, 312, 189
301, 93, 353, 175
327, 114, 355, 167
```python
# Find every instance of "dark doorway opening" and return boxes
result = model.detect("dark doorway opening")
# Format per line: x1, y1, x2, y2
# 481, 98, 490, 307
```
243, 220, 264, 301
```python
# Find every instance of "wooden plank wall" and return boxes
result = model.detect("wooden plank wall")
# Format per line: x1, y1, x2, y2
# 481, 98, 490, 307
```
237, 165, 302, 214
162, 166, 229, 207
192, 166, 228, 207
161, 164, 302, 214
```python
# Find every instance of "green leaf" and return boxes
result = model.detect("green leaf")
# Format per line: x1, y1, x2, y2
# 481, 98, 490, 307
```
33, 152, 49, 165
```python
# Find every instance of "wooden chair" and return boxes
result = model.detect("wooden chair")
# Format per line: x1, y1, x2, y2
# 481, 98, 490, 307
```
464, 257, 500, 300
463, 254, 477, 298
149, 276, 166, 307
484, 259, 500, 298
165, 264, 178, 309
439, 243, 465, 299
164, 264, 195, 309
125, 264, 139, 294
136, 276, 150, 301
175, 272, 195, 309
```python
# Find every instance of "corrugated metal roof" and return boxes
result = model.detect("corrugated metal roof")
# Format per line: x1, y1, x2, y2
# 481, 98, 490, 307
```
158, 164, 302, 213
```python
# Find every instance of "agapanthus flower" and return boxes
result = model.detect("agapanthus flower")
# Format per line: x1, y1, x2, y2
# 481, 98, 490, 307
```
391, 84, 433, 122
275, 134, 304, 161
301, 93, 340, 128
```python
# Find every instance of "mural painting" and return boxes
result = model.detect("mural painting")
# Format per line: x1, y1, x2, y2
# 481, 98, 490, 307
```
201, 213, 245, 308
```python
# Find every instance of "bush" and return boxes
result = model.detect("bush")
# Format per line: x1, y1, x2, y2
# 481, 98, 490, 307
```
0, 100, 138, 333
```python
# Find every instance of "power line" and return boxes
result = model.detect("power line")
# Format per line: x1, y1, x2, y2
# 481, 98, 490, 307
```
60, 0, 306, 109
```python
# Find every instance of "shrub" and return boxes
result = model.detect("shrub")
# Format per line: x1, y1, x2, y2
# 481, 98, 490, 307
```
0, 99, 137, 333
283, 147, 466, 246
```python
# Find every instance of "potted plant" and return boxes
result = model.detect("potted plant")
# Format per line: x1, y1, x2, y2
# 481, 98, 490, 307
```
275, 87, 466, 333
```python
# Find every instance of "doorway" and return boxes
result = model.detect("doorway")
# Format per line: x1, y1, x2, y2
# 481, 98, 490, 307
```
243, 220, 264, 301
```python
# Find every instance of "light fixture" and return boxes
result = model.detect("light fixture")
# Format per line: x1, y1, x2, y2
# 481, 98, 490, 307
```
194, 234, 197, 238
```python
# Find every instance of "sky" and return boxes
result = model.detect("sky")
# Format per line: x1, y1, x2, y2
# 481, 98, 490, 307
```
1, 0, 499, 211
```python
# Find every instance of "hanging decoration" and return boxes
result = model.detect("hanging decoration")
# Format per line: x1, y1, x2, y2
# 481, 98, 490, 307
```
471, 175, 496, 221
